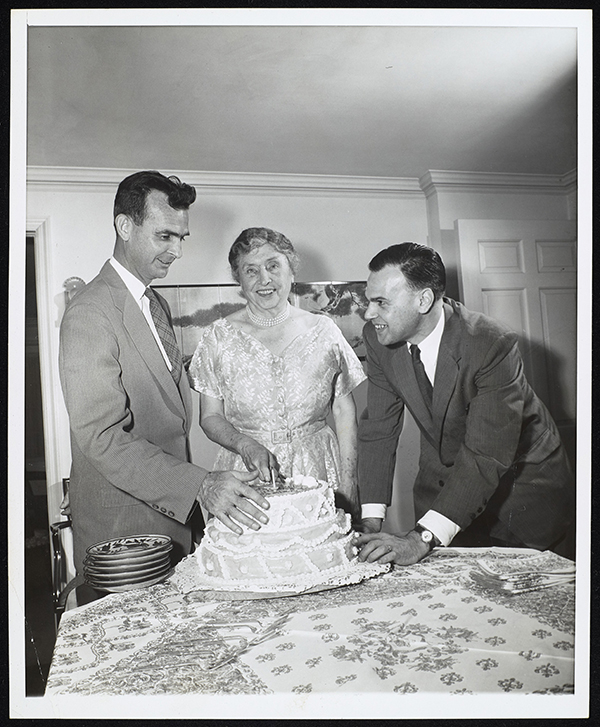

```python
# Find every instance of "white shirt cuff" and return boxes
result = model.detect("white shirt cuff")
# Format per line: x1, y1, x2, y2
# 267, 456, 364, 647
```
417, 510, 460, 547
361, 503, 387, 520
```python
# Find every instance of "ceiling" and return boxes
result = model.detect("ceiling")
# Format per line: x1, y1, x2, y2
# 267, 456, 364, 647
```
26, 24, 577, 179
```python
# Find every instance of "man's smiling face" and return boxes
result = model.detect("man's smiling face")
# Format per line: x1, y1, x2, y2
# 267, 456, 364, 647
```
119, 189, 190, 286
364, 265, 424, 346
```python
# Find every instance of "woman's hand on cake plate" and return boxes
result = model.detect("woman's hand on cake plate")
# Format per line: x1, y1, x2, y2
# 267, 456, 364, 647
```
237, 439, 280, 483
198, 470, 270, 535
355, 531, 430, 566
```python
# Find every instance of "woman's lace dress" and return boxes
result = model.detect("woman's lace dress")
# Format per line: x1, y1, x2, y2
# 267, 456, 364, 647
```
188, 315, 366, 489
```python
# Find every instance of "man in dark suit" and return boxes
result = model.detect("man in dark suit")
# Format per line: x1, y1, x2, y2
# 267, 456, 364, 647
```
59, 171, 270, 580
356, 243, 574, 566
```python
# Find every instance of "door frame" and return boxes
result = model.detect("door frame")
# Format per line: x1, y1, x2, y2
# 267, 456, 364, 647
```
26, 218, 70, 529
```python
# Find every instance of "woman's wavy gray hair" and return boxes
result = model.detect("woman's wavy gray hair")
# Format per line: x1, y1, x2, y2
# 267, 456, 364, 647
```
228, 228, 300, 283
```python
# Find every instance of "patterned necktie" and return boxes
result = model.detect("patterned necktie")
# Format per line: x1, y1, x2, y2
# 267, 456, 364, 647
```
144, 288, 182, 383
410, 344, 433, 409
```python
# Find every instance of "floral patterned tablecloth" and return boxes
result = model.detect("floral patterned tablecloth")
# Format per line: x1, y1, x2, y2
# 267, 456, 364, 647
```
46, 548, 574, 696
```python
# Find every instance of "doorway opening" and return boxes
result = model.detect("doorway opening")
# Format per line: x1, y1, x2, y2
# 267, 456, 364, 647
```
25, 234, 55, 695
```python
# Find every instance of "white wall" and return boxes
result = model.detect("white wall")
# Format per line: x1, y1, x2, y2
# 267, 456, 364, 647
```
421, 170, 576, 231
420, 169, 576, 300
169, 191, 428, 285
26, 170, 428, 286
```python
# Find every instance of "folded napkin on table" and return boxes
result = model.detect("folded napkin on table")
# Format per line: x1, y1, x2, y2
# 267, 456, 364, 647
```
470, 550, 575, 594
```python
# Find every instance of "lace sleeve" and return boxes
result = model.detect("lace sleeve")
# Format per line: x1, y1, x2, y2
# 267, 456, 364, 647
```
325, 318, 367, 398
187, 323, 224, 399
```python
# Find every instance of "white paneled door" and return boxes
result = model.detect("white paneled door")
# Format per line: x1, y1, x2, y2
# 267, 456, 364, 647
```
455, 219, 577, 465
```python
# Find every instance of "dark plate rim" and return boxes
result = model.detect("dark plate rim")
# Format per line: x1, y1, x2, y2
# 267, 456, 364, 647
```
87, 570, 174, 593
86, 534, 172, 557
85, 564, 171, 585
83, 555, 171, 575
85, 543, 173, 561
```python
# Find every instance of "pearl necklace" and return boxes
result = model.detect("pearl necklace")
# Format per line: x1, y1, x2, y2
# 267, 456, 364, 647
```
246, 302, 290, 327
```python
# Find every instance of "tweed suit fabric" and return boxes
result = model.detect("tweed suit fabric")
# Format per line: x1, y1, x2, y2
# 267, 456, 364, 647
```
59, 261, 207, 573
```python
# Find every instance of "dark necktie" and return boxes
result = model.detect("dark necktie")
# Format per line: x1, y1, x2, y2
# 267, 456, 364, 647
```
144, 288, 182, 383
410, 344, 433, 409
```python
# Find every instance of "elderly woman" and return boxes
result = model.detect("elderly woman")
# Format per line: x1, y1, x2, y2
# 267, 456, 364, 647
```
189, 227, 366, 520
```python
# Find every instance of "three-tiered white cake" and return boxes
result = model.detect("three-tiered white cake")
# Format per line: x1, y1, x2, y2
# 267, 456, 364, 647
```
185, 475, 388, 594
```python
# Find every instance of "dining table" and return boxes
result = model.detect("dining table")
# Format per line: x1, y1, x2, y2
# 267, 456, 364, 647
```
43, 545, 579, 713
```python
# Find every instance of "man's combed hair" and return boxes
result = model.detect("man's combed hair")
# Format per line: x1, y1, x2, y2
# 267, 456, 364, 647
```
369, 242, 446, 300
113, 170, 197, 226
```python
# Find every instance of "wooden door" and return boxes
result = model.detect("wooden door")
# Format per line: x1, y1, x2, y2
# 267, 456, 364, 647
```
455, 219, 577, 465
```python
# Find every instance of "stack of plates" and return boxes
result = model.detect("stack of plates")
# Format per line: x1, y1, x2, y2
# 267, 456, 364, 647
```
83, 534, 173, 592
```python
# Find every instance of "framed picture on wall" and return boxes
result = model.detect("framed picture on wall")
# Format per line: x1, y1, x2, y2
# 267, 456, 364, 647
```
153, 281, 369, 368
292, 281, 368, 359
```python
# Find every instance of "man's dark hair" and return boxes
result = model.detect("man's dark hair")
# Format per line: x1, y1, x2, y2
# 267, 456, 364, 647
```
369, 242, 446, 300
113, 171, 197, 226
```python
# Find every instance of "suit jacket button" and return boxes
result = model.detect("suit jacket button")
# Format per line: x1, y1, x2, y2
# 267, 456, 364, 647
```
168, 511, 174, 517
477, 507, 483, 514
438, 480, 444, 487
152, 504, 159, 510
160, 507, 166, 513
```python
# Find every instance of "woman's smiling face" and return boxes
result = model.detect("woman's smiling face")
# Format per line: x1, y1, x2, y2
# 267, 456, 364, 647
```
238, 243, 294, 315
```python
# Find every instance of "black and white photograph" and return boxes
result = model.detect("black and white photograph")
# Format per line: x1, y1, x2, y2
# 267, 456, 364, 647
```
9, 8, 591, 720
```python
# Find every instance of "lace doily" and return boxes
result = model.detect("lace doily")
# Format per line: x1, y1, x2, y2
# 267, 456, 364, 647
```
168, 552, 389, 598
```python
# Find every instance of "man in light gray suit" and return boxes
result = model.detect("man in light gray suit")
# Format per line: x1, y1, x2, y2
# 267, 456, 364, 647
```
59, 171, 270, 585
356, 243, 574, 566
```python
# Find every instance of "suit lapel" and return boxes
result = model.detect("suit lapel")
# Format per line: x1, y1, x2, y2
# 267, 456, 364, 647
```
432, 301, 461, 439
392, 301, 462, 448
100, 262, 188, 420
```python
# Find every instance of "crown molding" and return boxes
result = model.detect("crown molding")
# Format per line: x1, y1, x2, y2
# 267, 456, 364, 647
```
29, 165, 576, 199
26, 166, 423, 198
559, 168, 577, 194
419, 169, 577, 197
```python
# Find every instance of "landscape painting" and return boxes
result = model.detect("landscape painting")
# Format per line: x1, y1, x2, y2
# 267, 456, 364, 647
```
155, 281, 369, 369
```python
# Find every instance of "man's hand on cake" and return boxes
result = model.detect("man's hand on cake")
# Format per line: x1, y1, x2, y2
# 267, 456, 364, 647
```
355, 531, 430, 566
198, 470, 270, 535
237, 439, 280, 483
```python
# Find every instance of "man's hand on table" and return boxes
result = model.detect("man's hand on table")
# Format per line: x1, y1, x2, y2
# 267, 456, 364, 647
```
356, 530, 431, 566
198, 470, 270, 535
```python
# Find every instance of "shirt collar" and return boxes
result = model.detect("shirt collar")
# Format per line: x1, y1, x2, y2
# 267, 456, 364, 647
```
109, 257, 147, 303
411, 305, 445, 359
